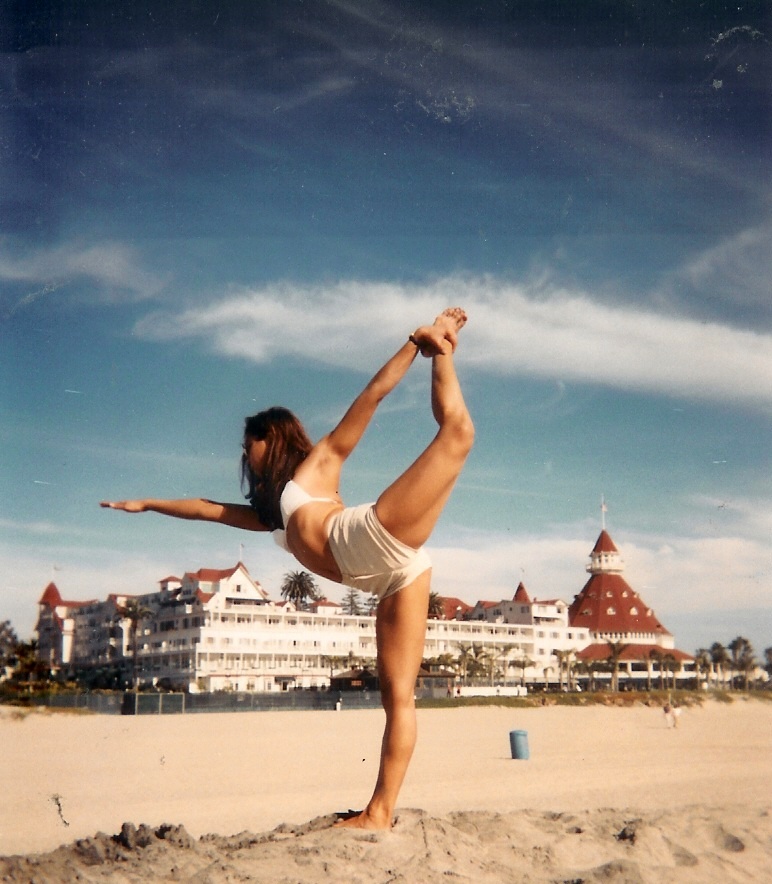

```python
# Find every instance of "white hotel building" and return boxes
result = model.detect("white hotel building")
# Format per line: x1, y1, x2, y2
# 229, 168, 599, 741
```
35, 562, 591, 693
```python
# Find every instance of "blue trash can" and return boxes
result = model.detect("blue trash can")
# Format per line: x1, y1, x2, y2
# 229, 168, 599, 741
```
509, 729, 529, 760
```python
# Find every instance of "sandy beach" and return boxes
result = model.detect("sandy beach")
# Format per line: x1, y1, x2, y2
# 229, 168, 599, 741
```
1, 698, 770, 882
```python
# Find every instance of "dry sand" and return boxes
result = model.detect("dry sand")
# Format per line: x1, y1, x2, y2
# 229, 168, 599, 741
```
1, 698, 770, 882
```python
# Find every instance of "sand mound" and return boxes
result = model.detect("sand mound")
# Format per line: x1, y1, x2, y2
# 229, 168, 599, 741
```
2, 805, 769, 884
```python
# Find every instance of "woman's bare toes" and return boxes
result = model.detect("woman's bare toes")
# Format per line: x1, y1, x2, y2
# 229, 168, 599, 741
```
435, 307, 467, 333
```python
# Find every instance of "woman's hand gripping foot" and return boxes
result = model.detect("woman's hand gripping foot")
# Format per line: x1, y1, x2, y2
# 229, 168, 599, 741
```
411, 306, 467, 357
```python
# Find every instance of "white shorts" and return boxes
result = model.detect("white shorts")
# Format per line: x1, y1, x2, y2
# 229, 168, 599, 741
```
326, 504, 432, 602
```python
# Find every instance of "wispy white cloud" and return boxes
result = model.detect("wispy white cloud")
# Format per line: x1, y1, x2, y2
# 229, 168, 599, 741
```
0, 241, 164, 309
663, 222, 772, 319
135, 274, 772, 408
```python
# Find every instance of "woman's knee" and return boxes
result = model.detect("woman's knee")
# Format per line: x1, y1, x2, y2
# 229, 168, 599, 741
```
379, 675, 417, 713
442, 410, 474, 457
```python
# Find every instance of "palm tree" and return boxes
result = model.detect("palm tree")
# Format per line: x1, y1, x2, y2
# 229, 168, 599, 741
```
280, 570, 319, 611
663, 654, 682, 690
572, 659, 589, 692
488, 644, 515, 686
427, 592, 445, 619
728, 636, 755, 690
644, 651, 655, 691
648, 647, 665, 690
512, 655, 535, 688
605, 640, 629, 692
118, 599, 153, 691
565, 651, 578, 691
427, 652, 457, 675
454, 643, 474, 685
469, 643, 490, 681
694, 648, 712, 690
709, 642, 730, 689
554, 649, 572, 691
581, 658, 604, 693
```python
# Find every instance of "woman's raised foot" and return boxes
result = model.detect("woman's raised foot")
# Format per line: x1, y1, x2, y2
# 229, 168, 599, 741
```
412, 307, 467, 356
434, 306, 467, 335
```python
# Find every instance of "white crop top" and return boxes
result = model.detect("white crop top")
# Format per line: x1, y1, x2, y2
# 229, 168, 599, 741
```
272, 480, 337, 553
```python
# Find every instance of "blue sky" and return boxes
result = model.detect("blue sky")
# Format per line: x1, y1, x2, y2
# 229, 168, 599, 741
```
2, 1, 770, 656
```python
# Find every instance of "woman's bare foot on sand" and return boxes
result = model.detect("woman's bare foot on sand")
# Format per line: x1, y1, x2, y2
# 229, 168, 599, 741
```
333, 808, 392, 830
412, 306, 467, 356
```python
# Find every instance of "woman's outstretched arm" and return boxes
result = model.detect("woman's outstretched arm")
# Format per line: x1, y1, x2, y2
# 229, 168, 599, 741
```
324, 340, 420, 461
321, 318, 460, 464
100, 498, 268, 531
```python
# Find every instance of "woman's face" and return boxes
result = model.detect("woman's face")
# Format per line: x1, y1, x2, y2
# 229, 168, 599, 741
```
243, 436, 268, 473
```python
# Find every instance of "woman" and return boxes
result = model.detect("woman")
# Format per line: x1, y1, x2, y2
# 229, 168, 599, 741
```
101, 306, 473, 829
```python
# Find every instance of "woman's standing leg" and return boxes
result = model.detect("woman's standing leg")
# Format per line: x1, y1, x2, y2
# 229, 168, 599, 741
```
336, 309, 473, 830
335, 571, 430, 829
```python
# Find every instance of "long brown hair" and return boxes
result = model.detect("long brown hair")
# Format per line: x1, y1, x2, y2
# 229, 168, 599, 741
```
241, 407, 313, 530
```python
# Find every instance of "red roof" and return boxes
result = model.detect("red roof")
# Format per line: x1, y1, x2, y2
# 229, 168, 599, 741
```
568, 572, 671, 636
310, 598, 340, 611
38, 582, 62, 606
441, 597, 472, 620
186, 564, 242, 583
577, 643, 693, 663
513, 582, 531, 604
592, 530, 618, 554
38, 582, 97, 609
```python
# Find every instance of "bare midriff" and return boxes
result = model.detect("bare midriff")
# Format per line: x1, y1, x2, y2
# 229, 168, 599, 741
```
285, 501, 345, 582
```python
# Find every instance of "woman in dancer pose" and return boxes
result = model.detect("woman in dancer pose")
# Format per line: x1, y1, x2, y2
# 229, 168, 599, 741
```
101, 307, 473, 829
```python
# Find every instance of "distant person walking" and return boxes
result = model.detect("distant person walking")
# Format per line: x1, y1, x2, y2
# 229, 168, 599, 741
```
663, 700, 681, 728
102, 307, 474, 829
